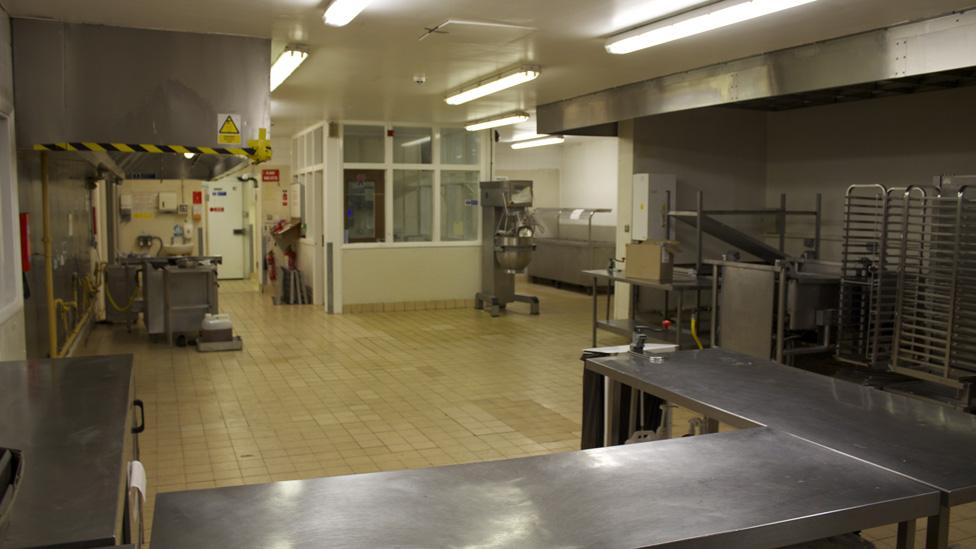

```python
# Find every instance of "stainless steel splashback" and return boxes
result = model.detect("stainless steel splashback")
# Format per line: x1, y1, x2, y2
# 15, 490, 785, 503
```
11, 19, 270, 178
538, 8, 976, 134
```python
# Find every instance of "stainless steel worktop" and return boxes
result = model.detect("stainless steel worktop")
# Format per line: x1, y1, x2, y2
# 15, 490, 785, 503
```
151, 428, 937, 549
0, 355, 135, 549
586, 348, 976, 505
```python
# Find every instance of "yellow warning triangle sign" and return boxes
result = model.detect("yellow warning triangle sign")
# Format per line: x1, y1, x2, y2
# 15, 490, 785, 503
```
219, 115, 240, 135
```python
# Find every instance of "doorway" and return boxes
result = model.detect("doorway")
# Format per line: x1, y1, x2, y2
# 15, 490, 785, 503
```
343, 169, 385, 243
206, 179, 246, 279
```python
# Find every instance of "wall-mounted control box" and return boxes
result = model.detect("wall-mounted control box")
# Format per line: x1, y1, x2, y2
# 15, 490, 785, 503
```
157, 192, 179, 212
632, 173, 676, 242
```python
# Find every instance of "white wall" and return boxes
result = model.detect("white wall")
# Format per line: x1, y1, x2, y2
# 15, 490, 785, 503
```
559, 137, 619, 225
621, 86, 976, 268
342, 246, 480, 305
495, 136, 620, 225
633, 107, 768, 264
494, 140, 563, 209
116, 179, 207, 256
766, 86, 976, 261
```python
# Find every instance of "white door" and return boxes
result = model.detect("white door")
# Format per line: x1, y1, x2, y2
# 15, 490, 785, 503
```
207, 180, 245, 279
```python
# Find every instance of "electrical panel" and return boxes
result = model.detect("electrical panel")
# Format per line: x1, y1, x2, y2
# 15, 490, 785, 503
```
632, 173, 676, 242
158, 192, 179, 212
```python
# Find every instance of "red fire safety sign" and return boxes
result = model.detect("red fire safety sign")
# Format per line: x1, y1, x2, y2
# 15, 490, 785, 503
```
262, 169, 280, 183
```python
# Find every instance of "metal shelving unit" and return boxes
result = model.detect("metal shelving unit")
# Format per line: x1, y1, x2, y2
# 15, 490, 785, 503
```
835, 185, 932, 369
891, 187, 976, 402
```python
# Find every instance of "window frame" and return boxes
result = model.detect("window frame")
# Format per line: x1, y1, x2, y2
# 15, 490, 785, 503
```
339, 122, 487, 249
291, 123, 326, 245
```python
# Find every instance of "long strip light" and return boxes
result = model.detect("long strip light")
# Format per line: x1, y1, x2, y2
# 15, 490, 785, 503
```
606, 0, 817, 55
465, 111, 531, 132
323, 0, 371, 27
270, 47, 308, 92
611, 0, 714, 30
511, 136, 565, 150
445, 66, 540, 106
400, 136, 432, 148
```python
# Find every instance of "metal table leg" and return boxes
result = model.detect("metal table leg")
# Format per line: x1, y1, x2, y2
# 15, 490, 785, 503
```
925, 498, 949, 549
628, 386, 640, 440
591, 277, 598, 346
675, 290, 684, 347
603, 377, 619, 447
896, 520, 916, 549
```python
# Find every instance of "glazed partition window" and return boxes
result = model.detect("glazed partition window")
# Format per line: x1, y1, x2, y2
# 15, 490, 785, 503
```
341, 123, 486, 246
441, 171, 479, 241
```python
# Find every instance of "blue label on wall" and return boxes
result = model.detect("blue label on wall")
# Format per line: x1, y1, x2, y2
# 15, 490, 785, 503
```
464, 199, 479, 206
213, 191, 227, 196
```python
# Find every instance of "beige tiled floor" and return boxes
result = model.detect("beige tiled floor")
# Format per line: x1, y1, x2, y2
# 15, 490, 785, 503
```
83, 279, 608, 541
81, 278, 976, 547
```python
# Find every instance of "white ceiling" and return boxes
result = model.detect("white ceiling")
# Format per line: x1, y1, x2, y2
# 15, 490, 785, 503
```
7, 0, 976, 139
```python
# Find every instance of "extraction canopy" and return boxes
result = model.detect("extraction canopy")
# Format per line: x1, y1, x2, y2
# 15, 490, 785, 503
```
538, 8, 976, 134
12, 19, 271, 180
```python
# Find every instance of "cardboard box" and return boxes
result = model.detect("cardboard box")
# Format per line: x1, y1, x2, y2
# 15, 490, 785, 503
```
625, 241, 679, 283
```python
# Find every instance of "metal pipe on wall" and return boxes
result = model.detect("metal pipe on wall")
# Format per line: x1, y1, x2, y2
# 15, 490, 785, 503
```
40, 151, 58, 358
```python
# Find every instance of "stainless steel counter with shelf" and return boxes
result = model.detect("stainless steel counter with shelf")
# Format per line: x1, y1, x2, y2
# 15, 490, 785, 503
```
0, 355, 144, 549
583, 268, 713, 348
585, 347, 976, 548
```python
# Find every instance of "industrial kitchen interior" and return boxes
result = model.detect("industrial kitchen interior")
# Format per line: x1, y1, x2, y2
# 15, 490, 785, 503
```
3, 0, 976, 548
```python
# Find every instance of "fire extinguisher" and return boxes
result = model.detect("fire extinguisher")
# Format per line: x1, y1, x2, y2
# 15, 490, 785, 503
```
266, 251, 276, 282
284, 246, 297, 270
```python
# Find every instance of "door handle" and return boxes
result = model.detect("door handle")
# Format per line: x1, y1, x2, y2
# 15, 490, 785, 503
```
132, 399, 145, 434
233, 229, 245, 235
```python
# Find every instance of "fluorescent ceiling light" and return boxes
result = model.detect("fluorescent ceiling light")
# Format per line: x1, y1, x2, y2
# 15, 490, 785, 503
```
323, 0, 371, 27
400, 136, 432, 148
445, 66, 540, 106
510, 133, 547, 142
611, 0, 714, 30
465, 111, 531, 132
183, 152, 196, 159
606, 0, 817, 55
511, 136, 565, 150
270, 47, 308, 92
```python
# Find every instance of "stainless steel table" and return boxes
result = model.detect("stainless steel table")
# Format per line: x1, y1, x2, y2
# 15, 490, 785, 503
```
583, 269, 712, 348
585, 348, 976, 549
0, 355, 139, 549
152, 428, 937, 549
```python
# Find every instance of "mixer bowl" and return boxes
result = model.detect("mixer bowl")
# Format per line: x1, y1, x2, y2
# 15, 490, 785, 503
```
494, 235, 535, 273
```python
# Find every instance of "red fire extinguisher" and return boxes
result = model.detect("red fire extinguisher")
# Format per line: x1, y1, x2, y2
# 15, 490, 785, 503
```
284, 246, 297, 270
266, 251, 276, 281
19, 213, 30, 272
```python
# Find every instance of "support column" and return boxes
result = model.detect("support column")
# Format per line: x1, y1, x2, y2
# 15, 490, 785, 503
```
614, 120, 635, 320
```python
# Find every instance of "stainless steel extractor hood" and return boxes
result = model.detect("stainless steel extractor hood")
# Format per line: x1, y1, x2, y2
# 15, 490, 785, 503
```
538, 8, 976, 134
12, 19, 271, 180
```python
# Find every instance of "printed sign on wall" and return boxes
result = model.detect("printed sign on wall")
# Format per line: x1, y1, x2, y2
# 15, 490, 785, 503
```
217, 113, 242, 145
262, 169, 280, 183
